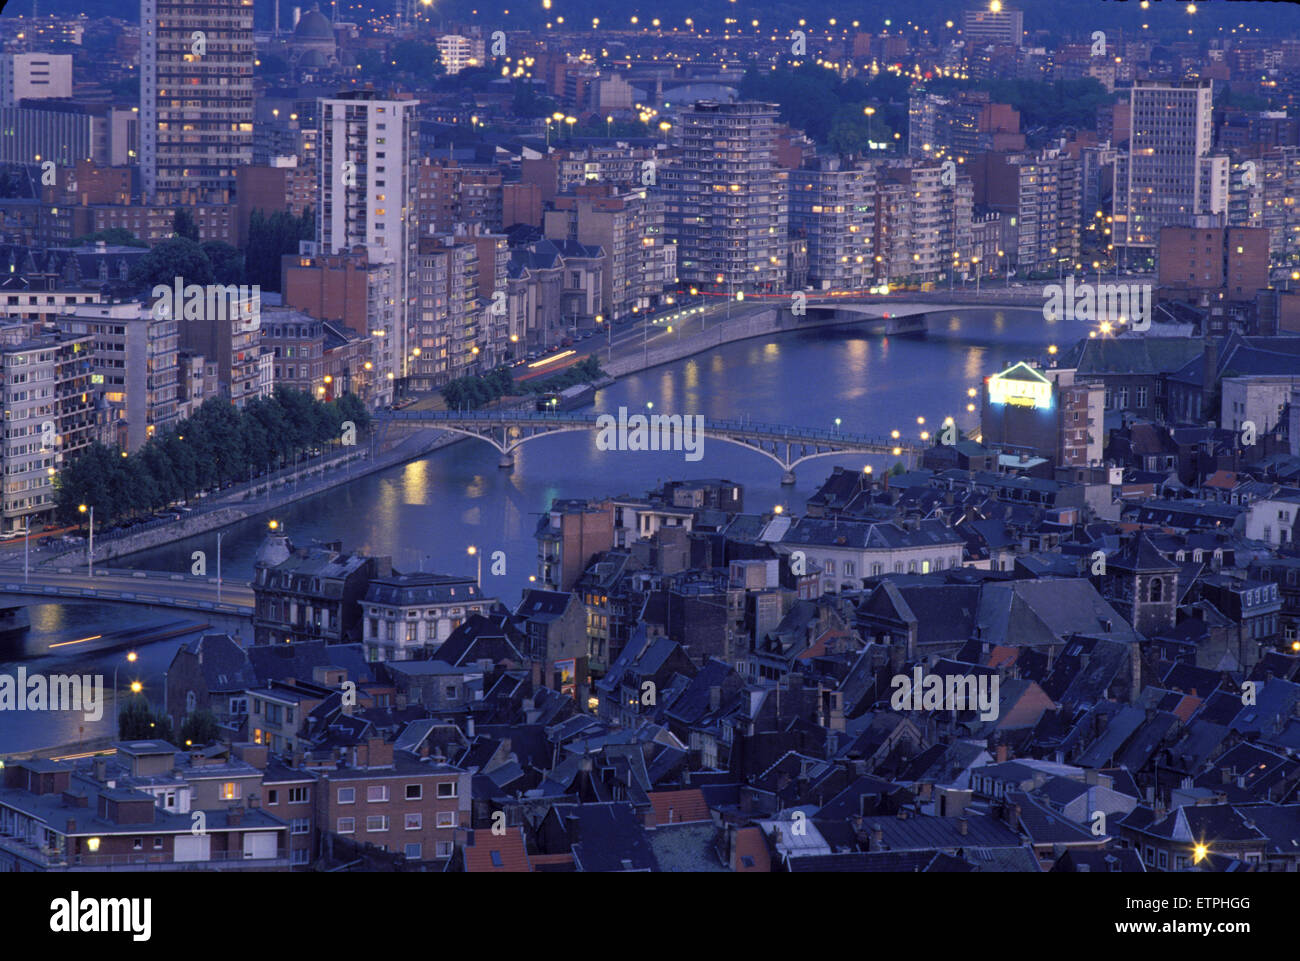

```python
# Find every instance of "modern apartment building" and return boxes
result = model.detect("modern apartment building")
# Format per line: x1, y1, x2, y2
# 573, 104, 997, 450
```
0, 322, 94, 533
412, 233, 481, 389
1113, 79, 1228, 254
140, 0, 255, 204
962, 6, 1024, 46
789, 157, 876, 291
318, 92, 419, 404
665, 101, 788, 294
973, 147, 1081, 273
57, 301, 180, 453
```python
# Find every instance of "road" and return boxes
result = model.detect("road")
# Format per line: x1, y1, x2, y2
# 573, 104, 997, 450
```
0, 567, 254, 615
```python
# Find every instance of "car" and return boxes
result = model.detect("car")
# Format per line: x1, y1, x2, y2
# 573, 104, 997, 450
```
561, 337, 574, 347
527, 350, 541, 360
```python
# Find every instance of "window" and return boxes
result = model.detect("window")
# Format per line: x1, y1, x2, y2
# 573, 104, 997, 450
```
367, 785, 389, 803
436, 781, 457, 798
292, 848, 310, 865
405, 813, 422, 830
133, 838, 144, 851
436, 841, 453, 858
337, 817, 355, 834
153, 837, 164, 850
1149, 577, 1163, 602
405, 784, 422, 800
404, 843, 422, 860
366, 815, 389, 832
338, 788, 355, 804
436, 811, 457, 828
219, 782, 241, 801
288, 787, 309, 804
291, 818, 309, 835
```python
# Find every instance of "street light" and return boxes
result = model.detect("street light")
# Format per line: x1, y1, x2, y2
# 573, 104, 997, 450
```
112, 651, 138, 709
78, 504, 94, 577
467, 545, 481, 587
216, 531, 225, 604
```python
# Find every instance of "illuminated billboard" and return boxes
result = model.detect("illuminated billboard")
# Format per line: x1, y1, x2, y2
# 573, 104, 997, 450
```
987, 363, 1053, 410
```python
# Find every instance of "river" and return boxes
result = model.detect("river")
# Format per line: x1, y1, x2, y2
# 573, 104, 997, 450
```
0, 305, 1087, 752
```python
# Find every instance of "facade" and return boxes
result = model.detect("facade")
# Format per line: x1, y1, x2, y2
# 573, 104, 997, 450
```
1113, 80, 1226, 254
314, 740, 469, 866
140, 0, 255, 205
0, 52, 73, 106
251, 534, 391, 645
259, 308, 326, 396
58, 302, 180, 453
360, 573, 493, 661
973, 147, 1080, 273
0, 322, 94, 533
665, 101, 788, 294
317, 93, 419, 406
789, 157, 876, 291
411, 233, 482, 390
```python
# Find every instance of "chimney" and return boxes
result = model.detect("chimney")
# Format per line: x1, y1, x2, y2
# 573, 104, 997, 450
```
709, 686, 721, 711
995, 744, 1009, 763
93, 757, 108, 782
229, 806, 243, 826
870, 823, 884, 849
466, 717, 476, 738
66, 818, 77, 834
958, 814, 969, 836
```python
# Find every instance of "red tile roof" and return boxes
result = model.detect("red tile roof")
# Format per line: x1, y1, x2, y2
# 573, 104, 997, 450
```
732, 826, 771, 872
647, 788, 711, 826
464, 827, 531, 873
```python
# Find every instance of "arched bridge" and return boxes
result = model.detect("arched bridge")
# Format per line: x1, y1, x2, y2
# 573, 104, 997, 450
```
375, 409, 922, 483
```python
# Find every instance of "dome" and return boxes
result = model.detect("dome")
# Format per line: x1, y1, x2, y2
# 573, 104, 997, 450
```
294, 6, 334, 40
296, 48, 331, 67
255, 533, 293, 569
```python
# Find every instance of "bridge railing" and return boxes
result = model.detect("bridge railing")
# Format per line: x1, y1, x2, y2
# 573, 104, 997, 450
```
375, 408, 916, 450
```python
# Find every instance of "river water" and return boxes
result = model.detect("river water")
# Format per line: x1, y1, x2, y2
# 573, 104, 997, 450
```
1, 306, 1087, 752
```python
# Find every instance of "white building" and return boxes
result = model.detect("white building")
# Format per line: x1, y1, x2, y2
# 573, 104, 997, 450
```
318, 92, 419, 405
436, 35, 485, 75
1113, 79, 1227, 254
0, 53, 73, 106
1221, 375, 1300, 437
779, 517, 966, 594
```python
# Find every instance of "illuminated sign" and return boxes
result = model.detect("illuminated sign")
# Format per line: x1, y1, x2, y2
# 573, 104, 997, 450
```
988, 363, 1052, 409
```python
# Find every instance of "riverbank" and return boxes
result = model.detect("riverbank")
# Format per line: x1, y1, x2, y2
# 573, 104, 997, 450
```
38, 426, 452, 566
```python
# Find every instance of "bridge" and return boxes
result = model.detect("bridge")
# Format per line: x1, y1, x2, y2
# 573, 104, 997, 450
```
0, 569, 253, 616
374, 409, 922, 483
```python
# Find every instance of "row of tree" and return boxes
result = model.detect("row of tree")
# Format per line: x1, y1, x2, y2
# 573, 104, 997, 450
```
440, 367, 516, 410
54, 388, 370, 526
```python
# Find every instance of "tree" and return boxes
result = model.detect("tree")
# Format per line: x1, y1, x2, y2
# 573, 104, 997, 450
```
202, 240, 244, 285
173, 208, 200, 242
118, 696, 173, 741
73, 227, 147, 248
179, 709, 221, 746
127, 237, 214, 292
245, 208, 314, 291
